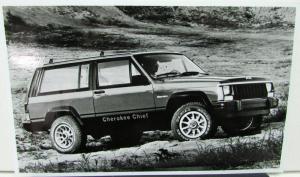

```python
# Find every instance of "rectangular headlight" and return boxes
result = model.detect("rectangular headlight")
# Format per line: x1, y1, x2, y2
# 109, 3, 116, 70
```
217, 86, 224, 100
223, 85, 231, 95
266, 83, 273, 92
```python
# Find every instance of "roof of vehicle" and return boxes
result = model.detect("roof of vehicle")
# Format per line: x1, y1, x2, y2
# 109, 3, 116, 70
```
42, 51, 183, 68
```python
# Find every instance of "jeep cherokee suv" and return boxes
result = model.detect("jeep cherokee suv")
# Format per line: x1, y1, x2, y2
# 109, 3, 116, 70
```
22, 52, 278, 153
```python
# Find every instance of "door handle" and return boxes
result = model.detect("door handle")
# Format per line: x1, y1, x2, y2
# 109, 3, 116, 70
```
94, 90, 105, 94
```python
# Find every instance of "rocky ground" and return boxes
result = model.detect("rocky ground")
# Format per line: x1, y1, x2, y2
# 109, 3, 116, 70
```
17, 122, 283, 172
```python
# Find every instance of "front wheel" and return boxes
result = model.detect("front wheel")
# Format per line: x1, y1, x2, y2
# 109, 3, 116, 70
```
171, 102, 216, 141
221, 116, 262, 136
50, 115, 86, 153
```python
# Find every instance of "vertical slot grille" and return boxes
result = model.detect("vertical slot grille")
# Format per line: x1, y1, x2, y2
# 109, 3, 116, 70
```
233, 83, 267, 100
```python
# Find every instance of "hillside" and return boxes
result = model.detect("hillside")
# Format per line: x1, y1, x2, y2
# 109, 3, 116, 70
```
3, 6, 139, 28
118, 6, 295, 28
4, 6, 296, 29
3, 6, 295, 50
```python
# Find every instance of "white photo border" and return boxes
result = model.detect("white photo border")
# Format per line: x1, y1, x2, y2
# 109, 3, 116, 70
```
0, 0, 299, 175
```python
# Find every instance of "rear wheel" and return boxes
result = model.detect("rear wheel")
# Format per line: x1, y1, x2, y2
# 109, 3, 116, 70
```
50, 115, 86, 153
221, 116, 262, 136
171, 102, 216, 141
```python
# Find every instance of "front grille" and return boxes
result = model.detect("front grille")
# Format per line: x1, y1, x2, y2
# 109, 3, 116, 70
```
232, 83, 267, 100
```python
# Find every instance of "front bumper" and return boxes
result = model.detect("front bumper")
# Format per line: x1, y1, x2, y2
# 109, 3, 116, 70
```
213, 97, 278, 118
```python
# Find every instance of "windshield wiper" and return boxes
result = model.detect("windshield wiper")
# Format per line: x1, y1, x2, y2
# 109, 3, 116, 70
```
156, 71, 180, 79
180, 71, 200, 76
181, 71, 209, 76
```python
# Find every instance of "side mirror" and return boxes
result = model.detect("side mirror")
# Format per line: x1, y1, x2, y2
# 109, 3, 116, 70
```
132, 75, 150, 85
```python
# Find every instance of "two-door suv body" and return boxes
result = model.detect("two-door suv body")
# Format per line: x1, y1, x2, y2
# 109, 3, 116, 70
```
22, 52, 278, 153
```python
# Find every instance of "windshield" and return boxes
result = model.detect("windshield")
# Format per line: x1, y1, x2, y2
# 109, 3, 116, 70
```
134, 54, 206, 79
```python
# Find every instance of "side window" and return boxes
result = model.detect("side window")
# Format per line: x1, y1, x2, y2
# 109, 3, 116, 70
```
98, 60, 130, 87
80, 64, 89, 88
40, 64, 89, 93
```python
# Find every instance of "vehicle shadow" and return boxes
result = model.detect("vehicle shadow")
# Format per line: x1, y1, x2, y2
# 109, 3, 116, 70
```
83, 130, 176, 153
81, 127, 263, 153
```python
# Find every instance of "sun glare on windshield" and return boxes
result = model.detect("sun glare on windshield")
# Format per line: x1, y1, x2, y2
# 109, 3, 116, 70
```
134, 54, 206, 79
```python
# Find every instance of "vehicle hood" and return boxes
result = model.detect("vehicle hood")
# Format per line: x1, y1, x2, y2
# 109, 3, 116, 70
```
160, 75, 269, 84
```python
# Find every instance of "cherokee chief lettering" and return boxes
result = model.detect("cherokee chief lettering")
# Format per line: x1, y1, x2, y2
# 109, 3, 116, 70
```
102, 113, 149, 122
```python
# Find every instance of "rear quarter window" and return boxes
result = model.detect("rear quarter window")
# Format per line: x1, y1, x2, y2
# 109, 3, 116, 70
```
39, 64, 89, 94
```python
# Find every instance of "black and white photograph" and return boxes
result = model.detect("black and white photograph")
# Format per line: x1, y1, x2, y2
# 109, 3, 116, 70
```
2, 5, 295, 173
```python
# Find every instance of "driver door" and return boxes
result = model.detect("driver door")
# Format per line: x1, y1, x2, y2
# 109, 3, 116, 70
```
93, 57, 155, 116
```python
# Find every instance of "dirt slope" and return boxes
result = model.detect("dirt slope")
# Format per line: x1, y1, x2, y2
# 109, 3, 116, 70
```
3, 6, 295, 28
3, 6, 139, 27
118, 6, 295, 28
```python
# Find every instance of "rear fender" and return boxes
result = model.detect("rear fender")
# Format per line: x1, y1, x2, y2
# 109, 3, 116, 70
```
44, 106, 83, 129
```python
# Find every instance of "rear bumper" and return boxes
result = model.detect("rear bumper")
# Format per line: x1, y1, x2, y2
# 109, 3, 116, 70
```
22, 119, 45, 132
213, 97, 278, 118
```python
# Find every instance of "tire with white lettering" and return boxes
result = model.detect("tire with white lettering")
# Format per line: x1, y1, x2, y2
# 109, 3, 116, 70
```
50, 115, 86, 153
171, 102, 215, 141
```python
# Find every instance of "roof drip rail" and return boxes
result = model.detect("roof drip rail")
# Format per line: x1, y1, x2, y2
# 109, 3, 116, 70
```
43, 51, 179, 66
